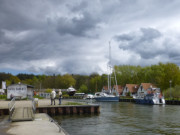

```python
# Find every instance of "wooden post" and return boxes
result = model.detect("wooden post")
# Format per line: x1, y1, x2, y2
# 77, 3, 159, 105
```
66, 107, 70, 114
73, 107, 77, 114
96, 106, 100, 113
58, 107, 63, 114
51, 108, 55, 115
0, 110, 3, 116
79, 107, 83, 114
43, 108, 47, 113
90, 107, 94, 114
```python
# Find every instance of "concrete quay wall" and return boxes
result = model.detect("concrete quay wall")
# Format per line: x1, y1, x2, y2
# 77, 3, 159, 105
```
36, 105, 100, 116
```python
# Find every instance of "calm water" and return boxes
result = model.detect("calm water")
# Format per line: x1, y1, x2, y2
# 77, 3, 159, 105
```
53, 100, 180, 135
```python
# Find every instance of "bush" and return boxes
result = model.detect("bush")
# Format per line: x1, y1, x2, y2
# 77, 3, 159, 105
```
0, 95, 7, 99
45, 89, 52, 93
164, 85, 180, 100
62, 94, 70, 98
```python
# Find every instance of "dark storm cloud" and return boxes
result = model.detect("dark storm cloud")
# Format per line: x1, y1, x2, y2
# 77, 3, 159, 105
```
56, 12, 100, 37
1, 0, 180, 75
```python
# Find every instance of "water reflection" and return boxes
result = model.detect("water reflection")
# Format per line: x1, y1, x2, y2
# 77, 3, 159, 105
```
53, 101, 180, 135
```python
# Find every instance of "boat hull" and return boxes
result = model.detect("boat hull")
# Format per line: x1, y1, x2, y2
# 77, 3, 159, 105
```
94, 96, 119, 102
135, 99, 165, 105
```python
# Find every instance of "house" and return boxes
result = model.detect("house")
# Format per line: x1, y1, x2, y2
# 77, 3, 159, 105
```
122, 84, 139, 97
137, 83, 157, 97
112, 85, 124, 96
102, 86, 110, 94
7, 82, 34, 99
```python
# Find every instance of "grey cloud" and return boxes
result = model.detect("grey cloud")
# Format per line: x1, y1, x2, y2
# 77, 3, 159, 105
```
1, 0, 180, 75
56, 12, 100, 37
115, 34, 134, 41
140, 28, 161, 42
67, 1, 88, 12
116, 28, 164, 59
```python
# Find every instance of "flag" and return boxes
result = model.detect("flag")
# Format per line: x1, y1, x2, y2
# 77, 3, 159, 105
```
2, 81, 6, 89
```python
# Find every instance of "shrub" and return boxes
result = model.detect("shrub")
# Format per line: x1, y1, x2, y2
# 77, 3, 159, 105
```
0, 95, 7, 99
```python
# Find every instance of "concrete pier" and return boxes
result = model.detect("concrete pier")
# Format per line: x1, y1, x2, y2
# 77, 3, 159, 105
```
36, 105, 100, 116
11, 107, 34, 122
0, 99, 100, 116
7, 113, 67, 135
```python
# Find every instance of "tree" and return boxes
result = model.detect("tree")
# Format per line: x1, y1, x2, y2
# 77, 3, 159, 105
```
9, 76, 21, 84
60, 74, 76, 88
79, 84, 88, 93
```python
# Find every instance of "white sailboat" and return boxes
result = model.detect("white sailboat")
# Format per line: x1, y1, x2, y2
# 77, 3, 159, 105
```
94, 42, 119, 102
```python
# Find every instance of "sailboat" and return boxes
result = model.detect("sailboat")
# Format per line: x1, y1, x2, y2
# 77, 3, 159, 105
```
94, 42, 119, 102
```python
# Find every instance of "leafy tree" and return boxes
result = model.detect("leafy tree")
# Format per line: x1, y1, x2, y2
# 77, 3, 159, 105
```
79, 84, 88, 93
9, 76, 21, 84
60, 74, 76, 88
45, 89, 52, 93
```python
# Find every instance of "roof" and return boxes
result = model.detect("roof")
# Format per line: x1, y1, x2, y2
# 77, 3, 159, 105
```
113, 85, 124, 93
102, 86, 108, 90
7, 83, 34, 88
141, 83, 157, 90
125, 84, 139, 93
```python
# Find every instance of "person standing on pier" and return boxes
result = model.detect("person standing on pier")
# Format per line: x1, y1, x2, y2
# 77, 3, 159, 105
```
51, 89, 56, 105
58, 89, 62, 105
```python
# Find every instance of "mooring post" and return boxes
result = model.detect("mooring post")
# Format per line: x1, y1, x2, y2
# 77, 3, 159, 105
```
58, 107, 63, 114
73, 107, 77, 114
65, 107, 70, 114
79, 107, 83, 114
90, 106, 94, 114
51, 108, 55, 115
43, 108, 47, 113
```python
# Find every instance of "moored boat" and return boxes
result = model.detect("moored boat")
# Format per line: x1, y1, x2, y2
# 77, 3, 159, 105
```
67, 86, 76, 96
94, 42, 119, 102
94, 92, 119, 102
134, 88, 165, 105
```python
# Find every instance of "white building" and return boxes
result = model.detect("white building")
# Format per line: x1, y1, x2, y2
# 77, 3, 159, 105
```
7, 83, 34, 99
137, 83, 157, 98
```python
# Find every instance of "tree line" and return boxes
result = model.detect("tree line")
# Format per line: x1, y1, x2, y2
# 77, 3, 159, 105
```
0, 62, 180, 98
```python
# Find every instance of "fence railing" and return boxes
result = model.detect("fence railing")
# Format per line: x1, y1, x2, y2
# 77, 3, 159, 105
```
46, 113, 69, 135
32, 98, 36, 114
8, 97, 16, 119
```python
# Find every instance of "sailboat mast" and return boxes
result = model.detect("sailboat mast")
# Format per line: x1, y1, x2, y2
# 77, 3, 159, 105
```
109, 41, 111, 93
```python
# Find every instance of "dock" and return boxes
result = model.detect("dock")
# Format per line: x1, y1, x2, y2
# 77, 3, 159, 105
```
0, 99, 100, 116
7, 113, 67, 135
11, 107, 34, 122
0, 99, 100, 135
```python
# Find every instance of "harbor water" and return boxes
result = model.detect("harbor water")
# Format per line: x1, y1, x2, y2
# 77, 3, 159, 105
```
53, 100, 180, 135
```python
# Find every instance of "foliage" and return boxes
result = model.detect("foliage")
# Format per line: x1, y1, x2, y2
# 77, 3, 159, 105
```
45, 89, 52, 93
62, 94, 70, 98
33, 95, 44, 99
1, 62, 180, 97
164, 85, 180, 99
79, 84, 88, 93
0, 95, 7, 99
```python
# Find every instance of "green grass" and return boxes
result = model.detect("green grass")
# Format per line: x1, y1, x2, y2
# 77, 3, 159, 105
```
120, 96, 133, 99
33, 95, 44, 99
64, 102, 84, 105
0, 95, 7, 99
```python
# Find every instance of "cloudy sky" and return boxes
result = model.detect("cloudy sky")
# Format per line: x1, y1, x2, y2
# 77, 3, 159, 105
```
1, 0, 180, 75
